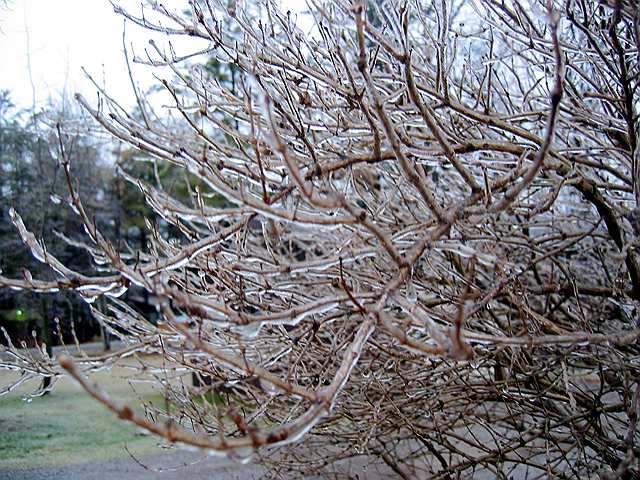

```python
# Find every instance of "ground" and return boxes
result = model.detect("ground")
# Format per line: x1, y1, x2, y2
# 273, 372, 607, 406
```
0, 345, 262, 480
0, 451, 261, 480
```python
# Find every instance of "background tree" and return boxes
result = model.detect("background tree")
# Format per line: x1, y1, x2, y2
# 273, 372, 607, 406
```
2, 0, 640, 478
0, 91, 114, 350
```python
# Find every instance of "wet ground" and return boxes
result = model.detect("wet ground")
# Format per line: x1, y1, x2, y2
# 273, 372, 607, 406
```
1, 342, 262, 480
0, 450, 262, 480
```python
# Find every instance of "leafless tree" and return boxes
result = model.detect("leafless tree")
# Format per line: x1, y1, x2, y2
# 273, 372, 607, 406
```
2, 0, 640, 477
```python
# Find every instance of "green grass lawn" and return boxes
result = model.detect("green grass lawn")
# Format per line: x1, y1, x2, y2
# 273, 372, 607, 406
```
0, 357, 169, 470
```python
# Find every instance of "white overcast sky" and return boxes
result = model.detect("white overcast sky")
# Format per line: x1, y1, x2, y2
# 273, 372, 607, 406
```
0, 0, 306, 114
0, 1, 151, 111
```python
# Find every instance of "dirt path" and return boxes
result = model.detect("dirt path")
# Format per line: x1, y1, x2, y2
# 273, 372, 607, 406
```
0, 450, 263, 480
